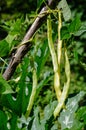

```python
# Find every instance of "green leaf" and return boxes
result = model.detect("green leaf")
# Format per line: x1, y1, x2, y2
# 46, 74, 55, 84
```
51, 124, 58, 130
15, 57, 32, 115
34, 39, 49, 78
0, 110, 8, 130
0, 74, 13, 94
18, 115, 32, 129
61, 26, 71, 40
10, 114, 18, 130
40, 101, 57, 130
74, 49, 78, 61
31, 101, 57, 130
58, 0, 71, 21
10, 19, 23, 35
68, 16, 81, 34
31, 107, 41, 130
36, 70, 53, 99
37, 0, 44, 8
61, 16, 81, 40
0, 39, 9, 57
0, 58, 31, 116
0, 89, 18, 115
69, 120, 83, 130
58, 91, 85, 130
43, 101, 57, 121
76, 106, 86, 123
74, 22, 86, 36
5, 34, 17, 48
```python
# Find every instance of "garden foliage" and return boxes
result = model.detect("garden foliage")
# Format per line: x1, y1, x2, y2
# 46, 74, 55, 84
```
0, 0, 86, 129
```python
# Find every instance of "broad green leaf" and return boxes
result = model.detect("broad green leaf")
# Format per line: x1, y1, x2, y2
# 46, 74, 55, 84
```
76, 106, 86, 123
31, 107, 41, 130
67, 91, 85, 113
31, 101, 57, 130
77, 47, 84, 55
61, 16, 81, 40
68, 16, 81, 34
58, 91, 85, 130
69, 120, 83, 130
0, 74, 13, 94
40, 101, 57, 130
61, 26, 71, 40
0, 39, 9, 57
58, 0, 71, 21
81, 32, 86, 39
0, 110, 8, 130
43, 101, 57, 120
74, 22, 86, 36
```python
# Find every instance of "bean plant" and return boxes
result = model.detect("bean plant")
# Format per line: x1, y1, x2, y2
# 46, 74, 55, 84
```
0, 0, 86, 130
